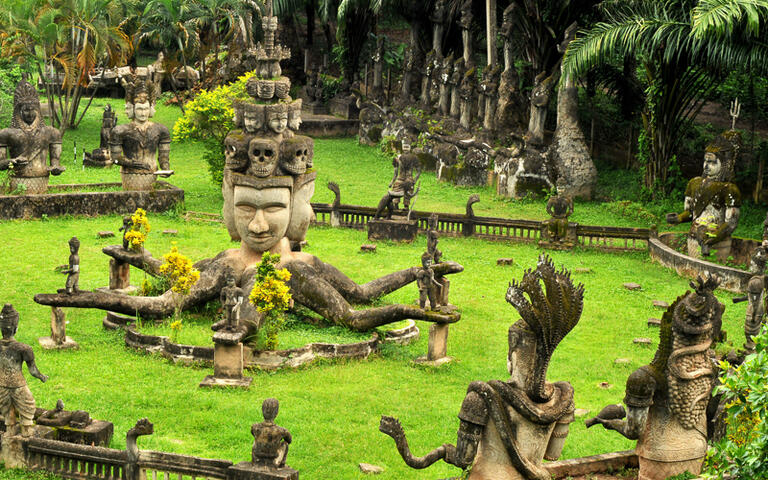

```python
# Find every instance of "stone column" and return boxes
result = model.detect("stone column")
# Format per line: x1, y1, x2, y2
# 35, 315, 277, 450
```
39, 307, 78, 350
200, 330, 253, 389
109, 258, 130, 290
486, 0, 497, 67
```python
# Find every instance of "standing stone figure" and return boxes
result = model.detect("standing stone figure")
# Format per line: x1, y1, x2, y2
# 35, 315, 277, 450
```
381, 255, 581, 479
0, 304, 48, 437
743, 275, 765, 354
482, 66, 501, 132
439, 54, 454, 116
527, 73, 556, 146
0, 78, 64, 194
220, 275, 244, 331
421, 50, 437, 110
496, 4, 524, 132
371, 36, 386, 102
400, 46, 417, 105
666, 132, 741, 262
251, 398, 292, 469
119, 215, 132, 250
450, 58, 465, 119
586, 276, 720, 480
61, 237, 81, 295
459, 0, 474, 65
111, 75, 172, 191
430, 0, 447, 57
459, 67, 477, 131
416, 252, 440, 310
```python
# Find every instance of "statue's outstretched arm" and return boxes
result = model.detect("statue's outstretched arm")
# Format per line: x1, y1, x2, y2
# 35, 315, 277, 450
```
102, 245, 163, 276
281, 260, 459, 331
305, 256, 463, 304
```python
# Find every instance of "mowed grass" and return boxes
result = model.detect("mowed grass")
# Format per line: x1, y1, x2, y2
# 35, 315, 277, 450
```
0, 101, 753, 479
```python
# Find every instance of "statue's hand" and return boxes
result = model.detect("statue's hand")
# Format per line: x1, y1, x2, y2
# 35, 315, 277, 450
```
10, 156, 30, 166
154, 170, 174, 178
36, 373, 49, 383
666, 213, 680, 225
49, 165, 66, 175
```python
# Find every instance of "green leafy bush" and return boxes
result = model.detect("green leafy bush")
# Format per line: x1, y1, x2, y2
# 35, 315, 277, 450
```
172, 71, 256, 184
0, 60, 26, 128
704, 325, 768, 479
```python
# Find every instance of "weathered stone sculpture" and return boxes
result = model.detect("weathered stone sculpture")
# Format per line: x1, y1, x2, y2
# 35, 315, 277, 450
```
220, 275, 244, 331
111, 75, 172, 191
495, 4, 525, 132
119, 215, 132, 250
430, 0, 447, 57
459, 0, 473, 65
450, 58, 465, 119
482, 65, 501, 133
416, 252, 440, 310
35, 3, 462, 334
381, 255, 581, 479
540, 178, 575, 248
374, 145, 422, 219
527, 72, 556, 146
586, 275, 720, 480
399, 45, 417, 105
371, 36, 386, 102
666, 132, 742, 262
459, 67, 477, 131
742, 275, 765, 353
62, 237, 81, 295
439, 54, 454, 116
0, 304, 48, 437
84, 105, 118, 167
0, 79, 64, 194
421, 50, 437, 110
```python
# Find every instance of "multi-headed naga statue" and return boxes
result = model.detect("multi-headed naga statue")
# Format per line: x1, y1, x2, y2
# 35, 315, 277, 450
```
586, 275, 721, 480
380, 255, 582, 479
34, 4, 461, 334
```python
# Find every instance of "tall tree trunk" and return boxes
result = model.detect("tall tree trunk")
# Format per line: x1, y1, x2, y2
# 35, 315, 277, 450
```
306, 0, 316, 47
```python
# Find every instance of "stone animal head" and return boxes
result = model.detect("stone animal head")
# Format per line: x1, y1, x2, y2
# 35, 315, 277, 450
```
279, 136, 313, 175
247, 138, 279, 178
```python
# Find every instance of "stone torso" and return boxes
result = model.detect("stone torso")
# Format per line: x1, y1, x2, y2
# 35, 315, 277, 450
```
686, 177, 740, 227
547, 196, 571, 219
0, 125, 61, 177
112, 122, 170, 173
0, 340, 28, 388
251, 422, 290, 465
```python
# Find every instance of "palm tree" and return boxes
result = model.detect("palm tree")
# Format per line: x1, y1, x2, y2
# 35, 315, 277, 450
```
562, 0, 763, 194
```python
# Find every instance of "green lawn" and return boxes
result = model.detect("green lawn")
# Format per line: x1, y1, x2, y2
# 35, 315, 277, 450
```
0, 101, 753, 479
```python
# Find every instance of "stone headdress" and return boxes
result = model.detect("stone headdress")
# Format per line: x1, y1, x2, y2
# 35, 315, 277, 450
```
124, 74, 157, 106
233, 100, 265, 128
505, 254, 584, 402
705, 131, 740, 182
230, 172, 293, 191
11, 79, 43, 129
0, 304, 19, 330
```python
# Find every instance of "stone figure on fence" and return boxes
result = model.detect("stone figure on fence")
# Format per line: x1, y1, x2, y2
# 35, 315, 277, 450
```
540, 178, 575, 247
380, 255, 581, 479
0, 78, 64, 194
742, 275, 765, 354
374, 145, 422, 218
586, 275, 720, 480
119, 216, 132, 250
0, 304, 48, 437
666, 132, 741, 262
111, 75, 172, 191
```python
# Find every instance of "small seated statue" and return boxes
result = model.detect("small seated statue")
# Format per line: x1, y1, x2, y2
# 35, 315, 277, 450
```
111, 74, 172, 191
381, 255, 581, 479
0, 78, 64, 194
666, 133, 741, 261
251, 398, 292, 469
540, 177, 575, 247
0, 304, 48, 437
586, 275, 720, 480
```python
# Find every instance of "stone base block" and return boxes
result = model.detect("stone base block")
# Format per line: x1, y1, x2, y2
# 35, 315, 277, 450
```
55, 420, 114, 447
367, 218, 418, 243
121, 172, 155, 191
228, 461, 299, 480
1, 434, 26, 469
10, 175, 49, 195
214, 342, 244, 377
199, 375, 253, 389
38, 336, 79, 350
414, 355, 453, 367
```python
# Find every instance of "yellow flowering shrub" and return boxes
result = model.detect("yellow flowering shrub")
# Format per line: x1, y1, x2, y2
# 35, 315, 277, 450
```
159, 244, 201, 295
249, 252, 292, 350
125, 208, 151, 250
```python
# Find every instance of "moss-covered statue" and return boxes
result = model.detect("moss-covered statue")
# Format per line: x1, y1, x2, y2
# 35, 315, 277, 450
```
111, 74, 172, 191
380, 255, 581, 480
540, 177, 575, 248
35, 3, 462, 335
666, 132, 741, 261
0, 78, 64, 194
586, 275, 721, 480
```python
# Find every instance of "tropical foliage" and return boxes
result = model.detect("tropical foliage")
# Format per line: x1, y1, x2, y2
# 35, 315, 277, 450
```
249, 252, 292, 350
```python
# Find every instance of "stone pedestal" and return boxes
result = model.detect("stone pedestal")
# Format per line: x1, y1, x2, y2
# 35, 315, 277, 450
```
121, 172, 155, 191
200, 330, 252, 389
39, 307, 78, 350
538, 222, 578, 250
0, 434, 27, 469
415, 323, 452, 366
109, 258, 130, 290
9, 175, 49, 195
228, 461, 299, 480
367, 218, 418, 243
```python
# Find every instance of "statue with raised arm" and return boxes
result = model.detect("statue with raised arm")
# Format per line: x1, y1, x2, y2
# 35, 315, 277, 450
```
0, 304, 48, 437
586, 275, 720, 480
61, 237, 81, 295
380, 255, 581, 479
0, 78, 64, 194
666, 132, 741, 261
111, 74, 172, 191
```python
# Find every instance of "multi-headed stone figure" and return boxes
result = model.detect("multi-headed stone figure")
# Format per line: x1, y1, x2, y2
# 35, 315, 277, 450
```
380, 255, 582, 479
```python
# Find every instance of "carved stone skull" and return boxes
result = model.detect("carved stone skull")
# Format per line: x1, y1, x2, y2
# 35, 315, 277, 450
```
279, 136, 313, 175
247, 138, 279, 177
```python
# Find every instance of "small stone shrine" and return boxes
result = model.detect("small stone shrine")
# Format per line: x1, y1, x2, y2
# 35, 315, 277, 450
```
539, 178, 576, 249
229, 398, 298, 480
111, 74, 173, 191
586, 275, 721, 479
666, 131, 741, 262
369, 143, 421, 242
381, 255, 581, 479
0, 78, 65, 194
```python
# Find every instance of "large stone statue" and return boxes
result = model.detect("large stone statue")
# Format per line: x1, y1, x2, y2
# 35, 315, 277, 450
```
0, 79, 64, 194
85, 105, 118, 167
111, 75, 172, 191
0, 304, 48, 437
430, 0, 447, 57
666, 132, 741, 261
380, 255, 582, 479
459, 67, 477, 131
527, 72, 556, 146
496, 4, 525, 132
35, 9, 462, 335
586, 276, 721, 480
439, 54, 454, 116
459, 0, 473, 65
450, 58, 465, 119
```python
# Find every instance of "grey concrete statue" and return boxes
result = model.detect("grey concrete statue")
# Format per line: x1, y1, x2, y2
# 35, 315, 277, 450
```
381, 255, 581, 479
62, 237, 81, 295
0, 304, 48, 437
0, 79, 64, 194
